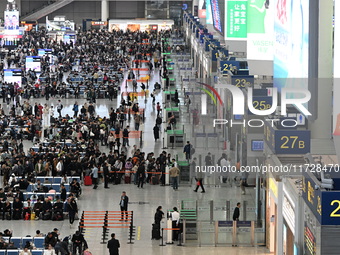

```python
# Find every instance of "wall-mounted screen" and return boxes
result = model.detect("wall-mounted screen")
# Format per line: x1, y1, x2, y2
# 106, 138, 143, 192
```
251, 140, 264, 151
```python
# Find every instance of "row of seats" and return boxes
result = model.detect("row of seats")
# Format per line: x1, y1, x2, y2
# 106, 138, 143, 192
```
4, 192, 69, 201
0, 250, 43, 255
26, 184, 70, 192
16, 176, 81, 184
1, 236, 44, 249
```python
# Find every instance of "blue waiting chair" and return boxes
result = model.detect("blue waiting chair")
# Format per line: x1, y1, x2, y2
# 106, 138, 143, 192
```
10, 237, 22, 248
52, 184, 61, 192
53, 177, 62, 183
33, 237, 45, 249
0, 250, 6, 255
7, 250, 19, 255
32, 250, 43, 255
22, 237, 33, 247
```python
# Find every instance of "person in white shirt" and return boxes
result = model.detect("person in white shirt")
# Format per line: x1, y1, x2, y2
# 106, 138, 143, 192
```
43, 244, 56, 255
56, 159, 63, 176
171, 207, 180, 241
219, 153, 231, 187
19, 247, 32, 255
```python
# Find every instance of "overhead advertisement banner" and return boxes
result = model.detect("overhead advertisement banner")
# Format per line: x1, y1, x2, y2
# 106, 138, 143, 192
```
225, 0, 247, 39
211, 0, 222, 33
206, 0, 213, 24
273, 0, 309, 90
247, 0, 274, 60
198, 0, 206, 18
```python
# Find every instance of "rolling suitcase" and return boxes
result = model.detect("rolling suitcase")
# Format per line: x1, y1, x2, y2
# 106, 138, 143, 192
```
84, 176, 92, 186
115, 175, 121, 185
151, 176, 159, 185
125, 176, 131, 184
151, 224, 161, 240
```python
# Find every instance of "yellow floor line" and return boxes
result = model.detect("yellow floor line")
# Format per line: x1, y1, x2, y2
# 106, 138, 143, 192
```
137, 226, 141, 241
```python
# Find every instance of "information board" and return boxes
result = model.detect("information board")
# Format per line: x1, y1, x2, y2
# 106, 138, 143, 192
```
264, 121, 311, 154
231, 75, 254, 88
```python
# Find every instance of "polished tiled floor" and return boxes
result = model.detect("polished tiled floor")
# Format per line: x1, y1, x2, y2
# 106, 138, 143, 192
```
0, 59, 269, 254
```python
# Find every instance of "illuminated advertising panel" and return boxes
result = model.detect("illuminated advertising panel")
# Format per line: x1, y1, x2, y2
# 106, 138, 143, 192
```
247, 0, 274, 60
4, 10, 20, 35
4, 69, 22, 86
25, 56, 41, 72
206, 0, 213, 24
225, 0, 248, 39
211, 0, 222, 33
274, 0, 309, 91
199, 0, 206, 18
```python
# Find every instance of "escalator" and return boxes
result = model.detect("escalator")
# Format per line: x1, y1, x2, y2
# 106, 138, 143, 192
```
21, 0, 74, 21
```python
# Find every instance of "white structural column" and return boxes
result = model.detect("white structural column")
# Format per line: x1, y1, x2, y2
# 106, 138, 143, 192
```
276, 182, 283, 255
334, 0, 340, 136
16, 0, 21, 16
310, 0, 333, 139
101, 0, 109, 21
192, 0, 199, 16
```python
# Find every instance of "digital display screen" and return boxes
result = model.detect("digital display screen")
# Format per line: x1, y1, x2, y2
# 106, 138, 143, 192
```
251, 140, 264, 151
38, 49, 52, 57
63, 34, 76, 44
274, 0, 309, 91
25, 56, 41, 72
4, 10, 20, 35
211, 0, 222, 33
4, 69, 22, 86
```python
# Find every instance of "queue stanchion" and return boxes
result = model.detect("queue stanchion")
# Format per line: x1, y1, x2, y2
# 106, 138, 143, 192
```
101, 211, 108, 244
159, 228, 166, 246
162, 137, 167, 149
139, 131, 143, 148
177, 232, 183, 246
128, 211, 135, 244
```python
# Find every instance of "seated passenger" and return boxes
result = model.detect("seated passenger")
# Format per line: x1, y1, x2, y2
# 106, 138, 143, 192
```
33, 199, 43, 219
12, 197, 23, 220
41, 198, 52, 220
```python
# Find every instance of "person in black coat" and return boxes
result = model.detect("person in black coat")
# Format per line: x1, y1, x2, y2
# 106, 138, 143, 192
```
154, 206, 164, 225
41, 198, 52, 218
232, 202, 241, 221
107, 233, 120, 255
153, 124, 159, 141
119, 191, 129, 221
12, 197, 23, 220
103, 162, 110, 189
60, 184, 67, 201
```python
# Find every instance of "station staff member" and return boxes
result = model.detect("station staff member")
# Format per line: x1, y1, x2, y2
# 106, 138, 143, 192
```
171, 207, 180, 241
